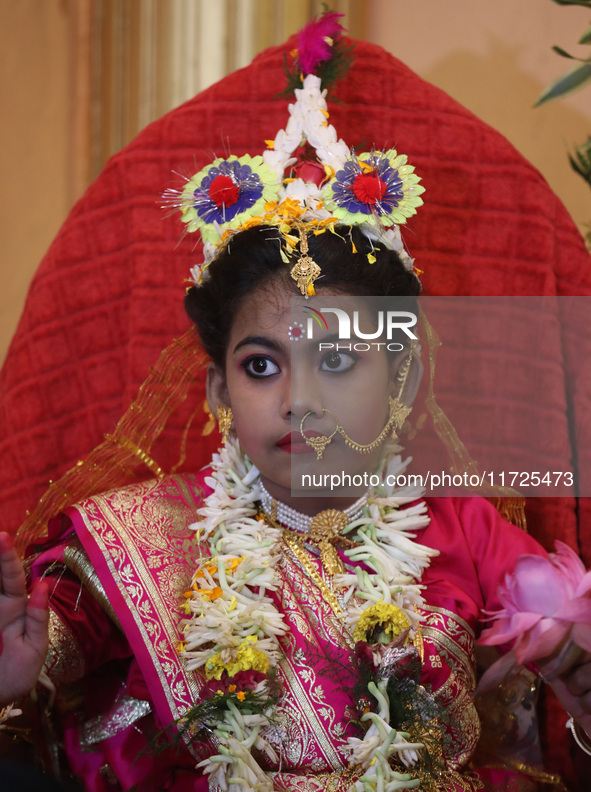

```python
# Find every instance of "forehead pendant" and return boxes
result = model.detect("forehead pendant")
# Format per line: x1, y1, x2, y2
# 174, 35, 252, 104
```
290, 229, 321, 298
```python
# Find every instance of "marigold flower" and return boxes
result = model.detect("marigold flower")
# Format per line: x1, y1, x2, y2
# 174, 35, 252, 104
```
353, 602, 411, 644
200, 586, 223, 601
205, 635, 270, 680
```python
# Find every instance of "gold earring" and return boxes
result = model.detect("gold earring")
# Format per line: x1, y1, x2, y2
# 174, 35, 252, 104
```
390, 344, 415, 440
388, 345, 415, 439
217, 406, 233, 444
389, 397, 413, 440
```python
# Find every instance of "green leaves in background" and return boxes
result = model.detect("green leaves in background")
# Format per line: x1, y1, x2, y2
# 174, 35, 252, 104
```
535, 62, 591, 105
544, 0, 591, 243
536, 1, 591, 105
569, 137, 591, 185
550, 0, 591, 8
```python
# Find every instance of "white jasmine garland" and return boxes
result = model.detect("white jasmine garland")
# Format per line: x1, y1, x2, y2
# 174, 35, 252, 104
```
263, 74, 350, 190
180, 438, 439, 790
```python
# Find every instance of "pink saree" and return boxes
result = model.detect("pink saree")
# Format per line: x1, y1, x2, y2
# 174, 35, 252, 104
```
31, 472, 562, 791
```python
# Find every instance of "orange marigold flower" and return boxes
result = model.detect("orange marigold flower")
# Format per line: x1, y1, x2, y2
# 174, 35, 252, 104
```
358, 159, 374, 174
236, 691, 246, 701
241, 216, 263, 230
201, 586, 223, 601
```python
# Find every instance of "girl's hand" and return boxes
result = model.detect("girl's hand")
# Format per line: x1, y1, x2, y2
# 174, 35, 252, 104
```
551, 651, 591, 722
539, 647, 591, 741
0, 532, 49, 706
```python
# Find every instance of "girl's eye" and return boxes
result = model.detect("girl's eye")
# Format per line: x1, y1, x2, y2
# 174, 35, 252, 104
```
243, 355, 280, 379
320, 350, 358, 373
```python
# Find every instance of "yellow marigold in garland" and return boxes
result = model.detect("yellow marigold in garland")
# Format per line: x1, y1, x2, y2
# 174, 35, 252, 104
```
353, 603, 411, 644
205, 635, 270, 681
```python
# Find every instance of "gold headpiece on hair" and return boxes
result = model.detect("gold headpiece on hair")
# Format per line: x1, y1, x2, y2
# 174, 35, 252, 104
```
163, 12, 424, 297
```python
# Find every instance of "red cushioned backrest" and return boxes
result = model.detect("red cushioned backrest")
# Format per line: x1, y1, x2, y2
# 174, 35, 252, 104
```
2, 35, 590, 785
3, 37, 590, 553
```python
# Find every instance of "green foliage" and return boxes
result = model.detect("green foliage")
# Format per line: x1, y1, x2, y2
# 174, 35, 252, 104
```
536, 2, 591, 104
551, 0, 591, 7
539, 1, 591, 234
535, 61, 591, 105
569, 136, 591, 185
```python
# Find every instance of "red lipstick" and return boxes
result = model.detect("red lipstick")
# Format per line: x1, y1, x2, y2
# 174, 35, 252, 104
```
277, 431, 317, 454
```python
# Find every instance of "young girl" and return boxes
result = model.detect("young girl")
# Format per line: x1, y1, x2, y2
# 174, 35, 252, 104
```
1, 222, 591, 791
1, 13, 591, 792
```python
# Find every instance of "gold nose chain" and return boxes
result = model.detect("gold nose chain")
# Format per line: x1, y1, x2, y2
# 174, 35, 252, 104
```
299, 347, 415, 461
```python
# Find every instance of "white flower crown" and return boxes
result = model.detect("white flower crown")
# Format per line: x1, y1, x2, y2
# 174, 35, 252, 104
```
164, 22, 425, 296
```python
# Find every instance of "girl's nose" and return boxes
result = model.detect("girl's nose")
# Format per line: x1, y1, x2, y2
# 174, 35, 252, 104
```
282, 369, 325, 423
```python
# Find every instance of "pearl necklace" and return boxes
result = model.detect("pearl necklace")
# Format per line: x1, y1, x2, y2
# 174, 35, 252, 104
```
258, 480, 367, 533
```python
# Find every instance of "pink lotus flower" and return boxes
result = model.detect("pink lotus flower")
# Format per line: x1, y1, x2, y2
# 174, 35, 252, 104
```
296, 11, 345, 76
479, 541, 591, 665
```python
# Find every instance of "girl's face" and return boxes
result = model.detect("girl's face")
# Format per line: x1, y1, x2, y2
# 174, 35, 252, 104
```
208, 283, 411, 509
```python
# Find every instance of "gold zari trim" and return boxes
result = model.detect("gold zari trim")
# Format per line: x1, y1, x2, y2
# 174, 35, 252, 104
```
45, 608, 85, 686
16, 328, 208, 556
103, 433, 164, 478
282, 529, 344, 618
479, 762, 566, 791
80, 694, 151, 746
62, 540, 121, 628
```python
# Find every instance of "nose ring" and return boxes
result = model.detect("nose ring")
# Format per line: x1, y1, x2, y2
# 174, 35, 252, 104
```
300, 409, 339, 460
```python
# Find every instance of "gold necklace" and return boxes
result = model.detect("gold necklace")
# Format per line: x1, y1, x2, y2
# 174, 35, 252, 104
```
263, 506, 362, 576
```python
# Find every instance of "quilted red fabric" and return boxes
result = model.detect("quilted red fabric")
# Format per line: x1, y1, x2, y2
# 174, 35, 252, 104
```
1, 37, 590, 785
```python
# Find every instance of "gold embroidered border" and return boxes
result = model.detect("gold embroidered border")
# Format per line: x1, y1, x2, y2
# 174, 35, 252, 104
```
481, 762, 564, 789
45, 608, 85, 686
73, 475, 206, 748
418, 603, 480, 770
80, 694, 152, 746
275, 549, 353, 773
282, 530, 344, 618
62, 540, 121, 628
421, 603, 476, 687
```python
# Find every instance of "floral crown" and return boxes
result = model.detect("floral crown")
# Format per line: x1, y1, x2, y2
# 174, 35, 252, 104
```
164, 12, 425, 297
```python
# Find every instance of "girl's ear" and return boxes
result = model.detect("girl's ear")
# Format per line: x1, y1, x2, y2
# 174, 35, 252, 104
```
206, 361, 229, 416
390, 348, 424, 406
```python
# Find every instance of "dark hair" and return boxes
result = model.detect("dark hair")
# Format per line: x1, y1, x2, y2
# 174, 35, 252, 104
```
185, 224, 421, 368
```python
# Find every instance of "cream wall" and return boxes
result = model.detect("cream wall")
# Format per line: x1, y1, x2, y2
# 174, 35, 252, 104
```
368, 0, 591, 234
2, 0, 591, 364
1, 0, 76, 363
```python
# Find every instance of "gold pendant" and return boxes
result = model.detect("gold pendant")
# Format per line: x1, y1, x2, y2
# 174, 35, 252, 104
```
318, 539, 345, 575
391, 400, 412, 432
309, 509, 349, 575
305, 434, 333, 460
290, 230, 322, 296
